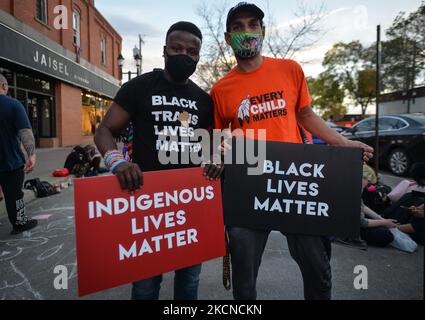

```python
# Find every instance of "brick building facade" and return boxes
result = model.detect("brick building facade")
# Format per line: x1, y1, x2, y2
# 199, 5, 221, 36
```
0, 0, 122, 147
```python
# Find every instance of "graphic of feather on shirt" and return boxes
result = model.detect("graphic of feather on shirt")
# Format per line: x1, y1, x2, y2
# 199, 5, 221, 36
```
238, 96, 251, 126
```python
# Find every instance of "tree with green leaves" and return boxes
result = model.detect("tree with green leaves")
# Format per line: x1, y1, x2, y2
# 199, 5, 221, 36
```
382, 2, 425, 92
322, 41, 375, 116
307, 74, 347, 120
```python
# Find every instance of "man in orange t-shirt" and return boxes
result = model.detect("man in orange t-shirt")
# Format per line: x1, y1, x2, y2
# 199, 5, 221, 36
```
211, 53, 312, 144
208, 2, 374, 300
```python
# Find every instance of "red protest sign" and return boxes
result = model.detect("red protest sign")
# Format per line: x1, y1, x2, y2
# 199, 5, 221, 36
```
74, 167, 225, 296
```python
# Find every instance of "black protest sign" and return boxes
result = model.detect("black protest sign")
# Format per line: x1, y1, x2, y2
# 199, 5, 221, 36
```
223, 140, 363, 238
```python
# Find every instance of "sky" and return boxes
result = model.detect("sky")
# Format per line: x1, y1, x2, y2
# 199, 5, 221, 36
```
95, 0, 422, 113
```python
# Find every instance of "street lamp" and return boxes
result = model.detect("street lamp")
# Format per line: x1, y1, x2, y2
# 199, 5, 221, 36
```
117, 53, 139, 82
118, 53, 124, 69
133, 46, 142, 76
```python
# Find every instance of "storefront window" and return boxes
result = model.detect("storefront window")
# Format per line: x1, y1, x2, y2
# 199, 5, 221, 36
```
16, 73, 52, 95
81, 91, 112, 136
16, 89, 28, 110
0, 67, 14, 85
1, 65, 56, 143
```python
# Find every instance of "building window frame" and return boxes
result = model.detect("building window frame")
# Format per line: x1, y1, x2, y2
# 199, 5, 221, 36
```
73, 9, 81, 47
101, 37, 107, 66
35, 0, 48, 25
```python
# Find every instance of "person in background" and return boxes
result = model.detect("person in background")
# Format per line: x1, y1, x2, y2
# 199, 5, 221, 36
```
336, 172, 397, 250
120, 123, 134, 162
0, 73, 38, 235
82, 145, 105, 176
387, 163, 425, 203
64, 145, 105, 177
408, 204, 424, 218
64, 146, 88, 177
379, 163, 425, 245
360, 176, 398, 248
362, 163, 377, 185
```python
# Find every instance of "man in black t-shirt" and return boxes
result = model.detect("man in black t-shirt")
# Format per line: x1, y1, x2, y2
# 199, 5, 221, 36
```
94, 22, 214, 300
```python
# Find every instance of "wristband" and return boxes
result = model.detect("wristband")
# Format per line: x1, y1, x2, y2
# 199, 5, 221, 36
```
105, 155, 124, 170
104, 149, 125, 170
110, 159, 127, 173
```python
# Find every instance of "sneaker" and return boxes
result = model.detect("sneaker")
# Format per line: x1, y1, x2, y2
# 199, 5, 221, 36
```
11, 219, 38, 235
335, 237, 368, 250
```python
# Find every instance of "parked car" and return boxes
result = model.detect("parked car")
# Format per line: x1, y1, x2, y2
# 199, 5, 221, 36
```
312, 122, 347, 145
342, 114, 425, 176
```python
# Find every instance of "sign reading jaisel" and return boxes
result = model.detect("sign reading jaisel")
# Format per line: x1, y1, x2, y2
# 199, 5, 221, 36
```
0, 23, 119, 98
223, 140, 363, 238
74, 167, 225, 296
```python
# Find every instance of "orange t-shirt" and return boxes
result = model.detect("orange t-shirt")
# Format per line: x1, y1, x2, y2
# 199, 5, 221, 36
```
210, 56, 312, 143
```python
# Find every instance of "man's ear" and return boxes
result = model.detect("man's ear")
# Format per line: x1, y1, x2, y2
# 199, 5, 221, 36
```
224, 32, 232, 46
262, 26, 266, 38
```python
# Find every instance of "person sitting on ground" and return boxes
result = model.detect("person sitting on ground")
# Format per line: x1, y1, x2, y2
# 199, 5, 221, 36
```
387, 163, 425, 203
82, 145, 102, 176
336, 172, 399, 250
381, 163, 425, 245
360, 203, 398, 247
64, 145, 108, 177
408, 204, 424, 219
64, 146, 88, 177
362, 163, 378, 185
382, 192, 424, 245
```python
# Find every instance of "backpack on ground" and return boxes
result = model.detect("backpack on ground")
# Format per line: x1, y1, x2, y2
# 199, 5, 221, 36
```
362, 183, 392, 213
24, 178, 59, 198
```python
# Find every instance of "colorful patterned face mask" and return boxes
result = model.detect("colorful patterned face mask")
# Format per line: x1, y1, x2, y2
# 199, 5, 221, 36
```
229, 31, 264, 59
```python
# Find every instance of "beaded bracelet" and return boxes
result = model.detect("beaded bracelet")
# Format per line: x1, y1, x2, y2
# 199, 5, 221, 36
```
104, 150, 122, 164
104, 149, 126, 171
110, 159, 127, 173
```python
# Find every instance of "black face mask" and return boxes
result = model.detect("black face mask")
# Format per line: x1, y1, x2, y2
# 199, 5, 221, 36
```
165, 52, 198, 83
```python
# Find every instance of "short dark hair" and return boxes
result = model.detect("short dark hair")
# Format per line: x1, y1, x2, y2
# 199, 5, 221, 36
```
410, 163, 425, 186
166, 21, 203, 43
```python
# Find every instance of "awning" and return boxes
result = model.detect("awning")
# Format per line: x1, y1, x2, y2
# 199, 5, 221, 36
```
0, 23, 120, 98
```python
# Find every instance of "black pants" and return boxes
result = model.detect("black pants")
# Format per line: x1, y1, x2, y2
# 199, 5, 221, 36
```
0, 167, 28, 227
227, 227, 332, 300
360, 227, 394, 247
382, 193, 424, 245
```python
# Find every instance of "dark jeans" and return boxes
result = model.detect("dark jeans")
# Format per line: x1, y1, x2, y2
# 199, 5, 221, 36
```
0, 167, 29, 227
227, 227, 332, 300
383, 193, 424, 245
360, 227, 394, 247
131, 264, 202, 300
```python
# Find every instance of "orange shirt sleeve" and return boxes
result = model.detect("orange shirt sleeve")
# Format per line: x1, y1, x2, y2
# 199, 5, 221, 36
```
210, 88, 228, 130
294, 62, 312, 113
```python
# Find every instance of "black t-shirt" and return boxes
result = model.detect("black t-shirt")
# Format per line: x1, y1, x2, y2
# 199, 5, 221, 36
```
114, 70, 213, 171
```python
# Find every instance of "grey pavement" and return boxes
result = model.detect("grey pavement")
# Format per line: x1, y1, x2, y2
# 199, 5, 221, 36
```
0, 147, 423, 300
